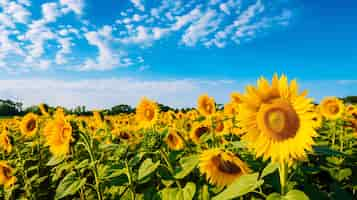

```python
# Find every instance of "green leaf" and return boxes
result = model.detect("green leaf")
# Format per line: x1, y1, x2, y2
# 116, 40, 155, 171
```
55, 172, 87, 199
336, 168, 352, 181
313, 146, 345, 156
174, 155, 199, 179
160, 182, 196, 200
47, 156, 65, 166
212, 173, 264, 200
138, 158, 160, 181
261, 162, 279, 178
182, 182, 196, 200
266, 190, 309, 200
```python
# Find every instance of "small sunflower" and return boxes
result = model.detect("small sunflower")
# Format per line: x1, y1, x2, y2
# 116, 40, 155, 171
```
0, 128, 12, 154
212, 114, 227, 136
199, 149, 250, 187
319, 97, 344, 120
230, 92, 242, 104
238, 74, 317, 164
0, 161, 17, 189
44, 114, 72, 157
39, 103, 50, 116
190, 121, 211, 144
20, 113, 38, 137
198, 94, 216, 117
136, 97, 159, 128
165, 129, 185, 150
224, 102, 239, 117
345, 105, 356, 117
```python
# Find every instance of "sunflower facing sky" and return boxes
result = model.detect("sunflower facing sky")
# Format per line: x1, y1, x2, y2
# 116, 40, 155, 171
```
237, 74, 317, 164
44, 113, 73, 157
319, 97, 345, 120
198, 94, 216, 117
136, 97, 159, 128
199, 149, 250, 187
20, 113, 39, 138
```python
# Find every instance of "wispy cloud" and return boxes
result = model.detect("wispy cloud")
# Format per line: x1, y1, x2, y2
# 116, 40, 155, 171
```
0, 0, 293, 71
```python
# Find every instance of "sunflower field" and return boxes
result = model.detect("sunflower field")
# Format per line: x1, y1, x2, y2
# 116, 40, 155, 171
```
0, 74, 357, 200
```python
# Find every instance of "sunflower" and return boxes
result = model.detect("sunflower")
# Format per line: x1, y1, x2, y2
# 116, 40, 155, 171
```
230, 92, 242, 105
0, 128, 12, 154
186, 110, 199, 121
224, 102, 239, 117
212, 114, 227, 136
238, 74, 317, 164
190, 121, 211, 144
165, 129, 185, 150
39, 103, 50, 116
319, 97, 344, 120
20, 113, 38, 137
198, 94, 216, 117
136, 97, 159, 128
0, 161, 17, 189
44, 114, 72, 157
199, 149, 250, 187
345, 105, 356, 117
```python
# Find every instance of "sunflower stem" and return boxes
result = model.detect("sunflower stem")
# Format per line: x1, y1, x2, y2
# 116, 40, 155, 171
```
160, 149, 182, 190
279, 161, 288, 195
125, 159, 136, 200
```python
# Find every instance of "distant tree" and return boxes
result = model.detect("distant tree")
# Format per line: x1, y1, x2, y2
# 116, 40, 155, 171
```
0, 99, 22, 116
157, 103, 173, 112
109, 104, 134, 115
343, 96, 357, 104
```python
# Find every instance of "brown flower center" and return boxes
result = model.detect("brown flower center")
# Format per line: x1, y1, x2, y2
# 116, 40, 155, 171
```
212, 154, 241, 174
145, 109, 155, 120
195, 126, 209, 138
120, 131, 130, 139
26, 119, 37, 131
257, 99, 300, 141
328, 104, 339, 115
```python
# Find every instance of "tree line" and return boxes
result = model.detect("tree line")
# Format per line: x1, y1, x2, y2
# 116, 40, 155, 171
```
0, 96, 356, 117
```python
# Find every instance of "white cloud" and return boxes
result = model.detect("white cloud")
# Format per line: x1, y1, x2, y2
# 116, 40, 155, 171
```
78, 26, 131, 71
171, 7, 202, 31
130, 0, 145, 11
55, 37, 72, 64
60, 0, 84, 15
0, 78, 237, 109
24, 20, 56, 58
6, 1, 31, 24
182, 9, 221, 46
42, 2, 61, 23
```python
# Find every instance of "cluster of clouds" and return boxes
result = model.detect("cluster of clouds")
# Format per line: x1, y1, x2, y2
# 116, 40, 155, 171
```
0, 78, 240, 108
0, 0, 292, 72
0, 78, 356, 109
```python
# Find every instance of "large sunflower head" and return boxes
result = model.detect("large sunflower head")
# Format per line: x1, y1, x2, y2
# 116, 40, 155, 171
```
20, 113, 38, 137
165, 129, 185, 151
199, 149, 250, 187
0, 161, 17, 189
44, 114, 72, 157
238, 74, 317, 164
198, 94, 216, 117
136, 97, 159, 128
319, 97, 345, 120
190, 121, 211, 144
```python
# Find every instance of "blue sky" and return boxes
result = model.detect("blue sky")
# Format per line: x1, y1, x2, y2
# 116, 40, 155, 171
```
0, 0, 356, 108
